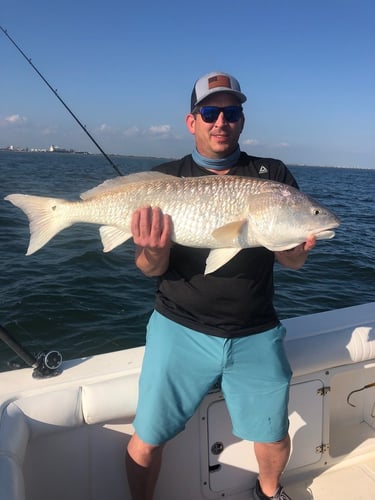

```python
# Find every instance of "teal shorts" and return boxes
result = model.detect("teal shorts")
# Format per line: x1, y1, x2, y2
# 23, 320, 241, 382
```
133, 311, 292, 445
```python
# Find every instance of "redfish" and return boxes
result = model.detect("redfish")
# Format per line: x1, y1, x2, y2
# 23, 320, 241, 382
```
5, 171, 340, 274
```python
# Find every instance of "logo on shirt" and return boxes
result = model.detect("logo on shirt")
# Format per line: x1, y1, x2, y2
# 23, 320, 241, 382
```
258, 165, 268, 175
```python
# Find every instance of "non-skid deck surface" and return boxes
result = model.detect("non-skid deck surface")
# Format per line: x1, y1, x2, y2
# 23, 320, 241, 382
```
284, 456, 375, 499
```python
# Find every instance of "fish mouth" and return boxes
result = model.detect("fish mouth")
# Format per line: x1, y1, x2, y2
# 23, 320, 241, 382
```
314, 229, 336, 240
312, 220, 340, 240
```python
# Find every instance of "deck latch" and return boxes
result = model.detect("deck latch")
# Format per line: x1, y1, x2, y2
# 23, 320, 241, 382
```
317, 386, 331, 396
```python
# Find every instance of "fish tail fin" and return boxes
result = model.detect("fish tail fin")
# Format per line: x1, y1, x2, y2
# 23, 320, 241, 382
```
4, 194, 72, 255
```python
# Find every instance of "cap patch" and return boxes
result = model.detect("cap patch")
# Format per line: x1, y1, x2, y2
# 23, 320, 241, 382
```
208, 75, 231, 90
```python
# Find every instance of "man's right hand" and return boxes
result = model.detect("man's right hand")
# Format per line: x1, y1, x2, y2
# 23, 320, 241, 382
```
131, 206, 172, 276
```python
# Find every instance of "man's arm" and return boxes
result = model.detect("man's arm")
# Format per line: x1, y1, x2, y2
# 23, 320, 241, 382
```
274, 235, 316, 270
131, 206, 172, 277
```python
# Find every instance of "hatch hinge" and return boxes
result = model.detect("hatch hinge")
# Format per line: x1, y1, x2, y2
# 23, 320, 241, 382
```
316, 443, 330, 454
317, 386, 331, 396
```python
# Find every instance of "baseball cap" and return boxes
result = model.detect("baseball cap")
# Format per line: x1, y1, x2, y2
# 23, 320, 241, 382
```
191, 72, 247, 112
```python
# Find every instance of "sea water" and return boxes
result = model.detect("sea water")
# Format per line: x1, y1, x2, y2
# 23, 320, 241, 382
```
0, 151, 374, 371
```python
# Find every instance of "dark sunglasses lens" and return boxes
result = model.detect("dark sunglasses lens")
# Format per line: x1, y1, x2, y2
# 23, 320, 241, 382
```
200, 107, 220, 122
224, 107, 242, 122
200, 106, 242, 123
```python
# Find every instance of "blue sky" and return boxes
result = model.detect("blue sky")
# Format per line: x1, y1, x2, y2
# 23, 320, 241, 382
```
1, 0, 374, 168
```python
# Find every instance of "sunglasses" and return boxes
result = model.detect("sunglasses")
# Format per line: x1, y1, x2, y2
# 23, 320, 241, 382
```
195, 105, 243, 123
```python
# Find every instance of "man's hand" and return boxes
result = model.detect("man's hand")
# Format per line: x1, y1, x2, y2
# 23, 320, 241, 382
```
274, 235, 316, 270
132, 206, 172, 249
131, 206, 172, 276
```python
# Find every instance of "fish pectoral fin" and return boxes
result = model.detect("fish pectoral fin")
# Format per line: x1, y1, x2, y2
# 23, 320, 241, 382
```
99, 226, 132, 252
212, 220, 247, 245
205, 248, 242, 275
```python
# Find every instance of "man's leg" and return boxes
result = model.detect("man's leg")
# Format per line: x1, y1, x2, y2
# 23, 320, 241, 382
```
254, 434, 291, 497
126, 313, 224, 498
126, 433, 164, 500
221, 327, 292, 497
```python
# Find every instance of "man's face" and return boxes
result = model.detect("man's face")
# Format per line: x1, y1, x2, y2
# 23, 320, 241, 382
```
186, 92, 244, 159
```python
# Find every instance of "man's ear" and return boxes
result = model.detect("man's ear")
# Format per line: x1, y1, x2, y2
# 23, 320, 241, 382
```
185, 113, 196, 134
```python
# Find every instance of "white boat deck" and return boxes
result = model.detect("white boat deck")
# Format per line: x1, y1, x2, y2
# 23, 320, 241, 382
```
285, 457, 375, 499
0, 302, 374, 499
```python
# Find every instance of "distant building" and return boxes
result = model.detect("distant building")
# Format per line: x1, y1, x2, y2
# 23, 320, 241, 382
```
0, 144, 89, 154
49, 145, 73, 153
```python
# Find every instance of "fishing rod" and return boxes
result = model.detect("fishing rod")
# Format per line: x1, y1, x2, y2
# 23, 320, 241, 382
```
0, 25, 123, 176
0, 324, 62, 378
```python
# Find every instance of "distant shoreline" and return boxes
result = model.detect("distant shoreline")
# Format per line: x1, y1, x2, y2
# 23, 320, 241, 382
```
0, 149, 371, 170
0, 149, 172, 162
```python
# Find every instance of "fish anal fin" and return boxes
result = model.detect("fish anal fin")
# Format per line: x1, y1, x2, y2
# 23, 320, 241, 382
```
204, 248, 242, 275
99, 226, 132, 252
212, 220, 247, 246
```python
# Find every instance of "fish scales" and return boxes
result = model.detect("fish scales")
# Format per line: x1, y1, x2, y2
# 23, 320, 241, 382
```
76, 175, 257, 248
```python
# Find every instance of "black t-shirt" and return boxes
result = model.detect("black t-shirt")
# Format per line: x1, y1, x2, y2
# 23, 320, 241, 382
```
152, 152, 298, 338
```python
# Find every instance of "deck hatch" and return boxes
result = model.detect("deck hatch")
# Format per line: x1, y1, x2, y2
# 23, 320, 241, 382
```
199, 380, 324, 496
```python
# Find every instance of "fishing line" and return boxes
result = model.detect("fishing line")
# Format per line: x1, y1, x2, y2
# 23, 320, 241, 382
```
0, 25, 123, 176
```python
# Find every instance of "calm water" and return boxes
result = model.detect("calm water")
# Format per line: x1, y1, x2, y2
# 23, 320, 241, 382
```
0, 151, 374, 371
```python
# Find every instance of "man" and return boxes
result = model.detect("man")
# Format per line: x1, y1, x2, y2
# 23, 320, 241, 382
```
126, 72, 315, 500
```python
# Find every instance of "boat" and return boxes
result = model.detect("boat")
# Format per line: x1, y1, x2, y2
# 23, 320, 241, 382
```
0, 302, 374, 500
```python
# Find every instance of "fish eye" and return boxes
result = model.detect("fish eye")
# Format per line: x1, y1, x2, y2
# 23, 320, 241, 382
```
313, 209, 320, 216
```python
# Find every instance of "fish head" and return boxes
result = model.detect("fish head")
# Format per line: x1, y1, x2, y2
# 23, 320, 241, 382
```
246, 184, 340, 251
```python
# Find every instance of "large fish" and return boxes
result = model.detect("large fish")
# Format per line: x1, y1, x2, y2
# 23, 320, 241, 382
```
5, 171, 340, 274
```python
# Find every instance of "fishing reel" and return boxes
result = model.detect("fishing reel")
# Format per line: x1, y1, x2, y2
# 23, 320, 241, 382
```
0, 324, 63, 378
32, 350, 63, 378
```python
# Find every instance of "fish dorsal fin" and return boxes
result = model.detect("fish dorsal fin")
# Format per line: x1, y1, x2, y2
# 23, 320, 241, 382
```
205, 248, 242, 275
80, 172, 173, 200
99, 225, 133, 252
212, 220, 247, 246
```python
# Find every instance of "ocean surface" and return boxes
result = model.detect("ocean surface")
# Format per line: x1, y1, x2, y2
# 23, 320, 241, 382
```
0, 151, 374, 372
